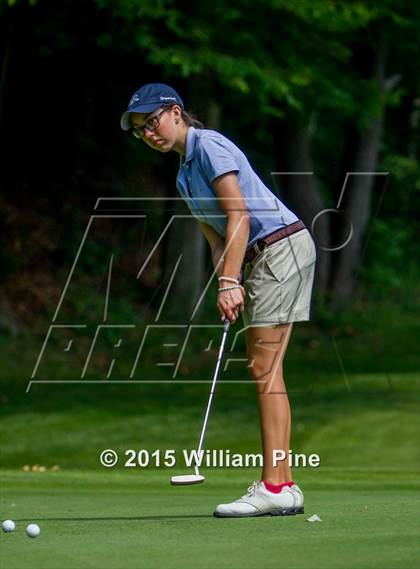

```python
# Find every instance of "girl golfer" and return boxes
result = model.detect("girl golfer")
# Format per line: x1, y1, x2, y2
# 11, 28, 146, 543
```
121, 83, 316, 517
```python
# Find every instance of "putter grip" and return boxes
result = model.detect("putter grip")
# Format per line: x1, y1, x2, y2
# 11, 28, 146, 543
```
223, 318, 230, 333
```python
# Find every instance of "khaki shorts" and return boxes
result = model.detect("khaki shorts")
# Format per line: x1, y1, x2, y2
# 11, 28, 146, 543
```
242, 228, 316, 327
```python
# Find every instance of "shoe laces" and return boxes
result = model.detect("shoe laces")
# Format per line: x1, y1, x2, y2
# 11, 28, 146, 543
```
245, 480, 260, 497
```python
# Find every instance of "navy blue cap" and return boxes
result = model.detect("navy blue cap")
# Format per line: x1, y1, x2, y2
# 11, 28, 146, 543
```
120, 83, 184, 131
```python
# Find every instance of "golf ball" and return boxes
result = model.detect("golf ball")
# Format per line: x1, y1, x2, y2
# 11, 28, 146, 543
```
2, 520, 15, 532
26, 523, 40, 538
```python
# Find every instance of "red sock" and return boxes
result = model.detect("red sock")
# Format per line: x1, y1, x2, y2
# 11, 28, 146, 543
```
263, 480, 295, 494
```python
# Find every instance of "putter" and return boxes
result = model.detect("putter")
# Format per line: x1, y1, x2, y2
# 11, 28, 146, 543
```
171, 318, 231, 485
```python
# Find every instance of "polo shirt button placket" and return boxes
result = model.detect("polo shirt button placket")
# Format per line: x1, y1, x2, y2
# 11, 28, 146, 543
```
184, 164, 193, 196
185, 166, 204, 218
183, 164, 190, 190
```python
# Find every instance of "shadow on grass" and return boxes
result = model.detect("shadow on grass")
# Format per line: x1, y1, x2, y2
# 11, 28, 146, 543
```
14, 514, 212, 521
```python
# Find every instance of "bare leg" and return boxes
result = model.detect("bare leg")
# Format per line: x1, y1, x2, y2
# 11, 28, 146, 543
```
245, 323, 293, 484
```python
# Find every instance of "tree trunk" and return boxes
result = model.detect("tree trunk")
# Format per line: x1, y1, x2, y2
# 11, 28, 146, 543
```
274, 122, 330, 296
331, 45, 387, 307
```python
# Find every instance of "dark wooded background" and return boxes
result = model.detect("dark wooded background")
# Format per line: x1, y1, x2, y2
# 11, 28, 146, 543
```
0, 0, 419, 333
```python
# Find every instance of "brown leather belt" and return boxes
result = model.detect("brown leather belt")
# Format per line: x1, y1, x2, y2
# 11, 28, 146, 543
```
244, 220, 306, 264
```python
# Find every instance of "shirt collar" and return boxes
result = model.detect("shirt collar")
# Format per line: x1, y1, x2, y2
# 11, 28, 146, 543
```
183, 126, 197, 164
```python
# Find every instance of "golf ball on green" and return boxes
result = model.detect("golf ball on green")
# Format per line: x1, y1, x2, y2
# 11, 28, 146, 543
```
2, 520, 15, 532
26, 523, 40, 538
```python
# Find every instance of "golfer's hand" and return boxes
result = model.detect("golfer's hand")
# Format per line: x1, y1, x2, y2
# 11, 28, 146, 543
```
217, 286, 245, 324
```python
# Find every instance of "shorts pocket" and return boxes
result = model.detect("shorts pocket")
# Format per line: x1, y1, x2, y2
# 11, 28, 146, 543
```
264, 230, 315, 284
264, 243, 285, 283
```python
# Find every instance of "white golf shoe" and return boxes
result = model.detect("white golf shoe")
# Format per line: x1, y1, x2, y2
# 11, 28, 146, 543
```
290, 483, 304, 510
214, 481, 305, 518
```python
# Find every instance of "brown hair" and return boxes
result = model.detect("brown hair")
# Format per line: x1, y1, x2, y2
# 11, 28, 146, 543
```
181, 109, 204, 129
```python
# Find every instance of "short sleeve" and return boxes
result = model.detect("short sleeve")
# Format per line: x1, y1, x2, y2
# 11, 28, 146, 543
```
195, 136, 239, 184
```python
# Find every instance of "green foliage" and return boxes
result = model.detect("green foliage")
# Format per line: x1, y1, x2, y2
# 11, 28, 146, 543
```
360, 152, 420, 298
0, 0, 36, 6
382, 153, 420, 191
94, 0, 420, 129
273, 0, 375, 29
94, 0, 372, 119
361, 219, 418, 296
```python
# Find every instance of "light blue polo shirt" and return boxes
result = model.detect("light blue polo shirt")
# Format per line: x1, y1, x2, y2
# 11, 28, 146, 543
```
176, 127, 299, 246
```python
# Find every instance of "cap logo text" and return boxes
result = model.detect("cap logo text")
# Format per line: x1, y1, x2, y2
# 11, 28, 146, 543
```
129, 94, 140, 106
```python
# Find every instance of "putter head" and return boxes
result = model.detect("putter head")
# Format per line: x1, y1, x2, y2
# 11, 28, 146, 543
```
170, 474, 205, 486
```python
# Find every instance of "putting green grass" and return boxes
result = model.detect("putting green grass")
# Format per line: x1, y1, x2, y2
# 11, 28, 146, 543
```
1, 468, 419, 569
1, 368, 419, 568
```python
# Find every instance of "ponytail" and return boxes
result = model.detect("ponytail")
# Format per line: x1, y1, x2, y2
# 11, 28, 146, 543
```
181, 109, 204, 129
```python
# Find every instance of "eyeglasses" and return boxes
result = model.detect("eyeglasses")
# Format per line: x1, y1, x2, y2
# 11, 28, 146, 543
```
131, 105, 173, 139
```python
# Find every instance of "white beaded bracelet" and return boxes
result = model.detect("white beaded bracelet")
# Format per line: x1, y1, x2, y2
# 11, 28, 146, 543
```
218, 285, 241, 293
